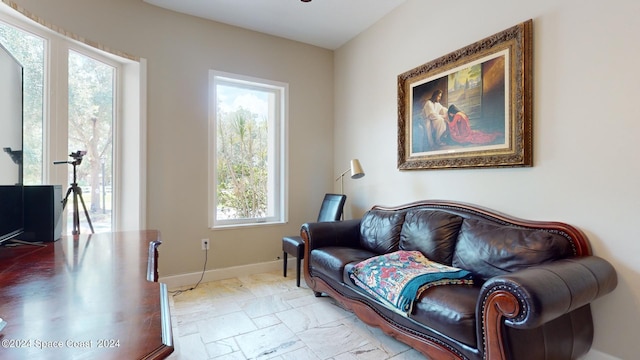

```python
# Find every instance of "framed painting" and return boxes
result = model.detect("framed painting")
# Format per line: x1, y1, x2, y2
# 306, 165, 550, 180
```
397, 20, 533, 170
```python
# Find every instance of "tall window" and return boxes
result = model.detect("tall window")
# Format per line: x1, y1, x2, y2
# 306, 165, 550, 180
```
1, 5, 144, 235
0, 20, 44, 185
210, 71, 287, 228
67, 50, 115, 233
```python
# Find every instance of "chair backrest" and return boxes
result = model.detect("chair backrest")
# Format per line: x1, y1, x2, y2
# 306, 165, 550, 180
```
317, 193, 347, 222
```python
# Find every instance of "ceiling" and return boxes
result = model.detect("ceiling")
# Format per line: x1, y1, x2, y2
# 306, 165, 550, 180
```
143, 0, 406, 50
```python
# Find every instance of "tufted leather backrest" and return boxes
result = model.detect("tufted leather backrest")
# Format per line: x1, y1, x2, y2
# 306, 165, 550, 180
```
452, 219, 574, 280
359, 201, 581, 280
359, 209, 406, 254
399, 209, 463, 265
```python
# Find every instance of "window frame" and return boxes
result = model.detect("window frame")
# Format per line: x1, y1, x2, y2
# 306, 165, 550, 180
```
0, 4, 145, 233
65, 46, 119, 233
209, 70, 288, 229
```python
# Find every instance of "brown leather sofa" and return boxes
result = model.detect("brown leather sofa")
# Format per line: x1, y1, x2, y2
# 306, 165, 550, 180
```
301, 200, 617, 360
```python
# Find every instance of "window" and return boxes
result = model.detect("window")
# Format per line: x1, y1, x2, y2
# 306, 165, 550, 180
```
209, 71, 287, 228
67, 49, 115, 233
0, 4, 144, 234
0, 19, 44, 185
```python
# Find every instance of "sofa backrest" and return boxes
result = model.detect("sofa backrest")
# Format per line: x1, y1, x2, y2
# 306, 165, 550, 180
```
359, 209, 405, 254
360, 200, 590, 280
451, 218, 574, 280
399, 208, 463, 265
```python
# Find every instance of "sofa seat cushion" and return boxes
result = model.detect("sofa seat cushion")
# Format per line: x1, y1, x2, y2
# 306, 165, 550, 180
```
453, 219, 575, 280
310, 247, 377, 283
409, 285, 480, 347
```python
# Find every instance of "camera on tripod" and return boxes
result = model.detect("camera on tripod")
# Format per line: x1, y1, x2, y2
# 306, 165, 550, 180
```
69, 150, 86, 162
54, 150, 87, 166
52, 150, 94, 235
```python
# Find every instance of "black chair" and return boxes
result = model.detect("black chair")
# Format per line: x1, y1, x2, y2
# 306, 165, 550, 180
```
282, 193, 346, 287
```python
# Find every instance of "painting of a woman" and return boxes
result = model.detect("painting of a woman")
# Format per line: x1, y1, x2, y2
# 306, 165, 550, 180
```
446, 104, 501, 145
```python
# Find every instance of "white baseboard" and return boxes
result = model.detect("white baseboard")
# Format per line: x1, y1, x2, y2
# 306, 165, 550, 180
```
159, 258, 296, 290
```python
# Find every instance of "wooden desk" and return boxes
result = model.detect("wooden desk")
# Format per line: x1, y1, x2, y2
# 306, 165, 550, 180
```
0, 230, 173, 359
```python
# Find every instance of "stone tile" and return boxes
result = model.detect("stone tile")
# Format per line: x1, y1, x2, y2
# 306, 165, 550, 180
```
204, 337, 239, 358
171, 332, 209, 359
238, 271, 287, 285
284, 290, 324, 309
244, 280, 296, 298
240, 294, 292, 318
332, 343, 392, 360
340, 316, 410, 356
298, 320, 369, 359
271, 346, 321, 360
202, 277, 258, 301
276, 299, 352, 333
252, 314, 281, 329
234, 323, 305, 359
387, 349, 427, 359
211, 351, 247, 360
167, 272, 430, 360
198, 311, 258, 343
174, 318, 199, 337
172, 295, 243, 318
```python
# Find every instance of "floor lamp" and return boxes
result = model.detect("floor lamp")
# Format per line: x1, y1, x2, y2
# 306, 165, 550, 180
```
336, 159, 365, 195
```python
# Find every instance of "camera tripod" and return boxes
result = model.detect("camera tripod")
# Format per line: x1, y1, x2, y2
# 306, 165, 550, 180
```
55, 154, 95, 235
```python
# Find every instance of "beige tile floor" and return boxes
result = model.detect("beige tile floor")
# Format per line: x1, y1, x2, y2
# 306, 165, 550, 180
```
166, 270, 426, 360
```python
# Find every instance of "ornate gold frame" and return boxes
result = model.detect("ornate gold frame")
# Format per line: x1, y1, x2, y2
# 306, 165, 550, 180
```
397, 20, 533, 170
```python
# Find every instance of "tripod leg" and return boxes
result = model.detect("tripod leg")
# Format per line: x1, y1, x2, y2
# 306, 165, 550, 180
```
62, 186, 74, 210
77, 191, 95, 234
72, 189, 80, 235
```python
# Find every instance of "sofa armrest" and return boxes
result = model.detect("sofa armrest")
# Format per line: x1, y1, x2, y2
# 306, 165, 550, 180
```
477, 256, 617, 359
479, 256, 617, 329
301, 219, 362, 250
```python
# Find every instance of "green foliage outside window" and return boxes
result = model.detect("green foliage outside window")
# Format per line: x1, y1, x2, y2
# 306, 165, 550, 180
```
216, 106, 269, 219
0, 22, 44, 185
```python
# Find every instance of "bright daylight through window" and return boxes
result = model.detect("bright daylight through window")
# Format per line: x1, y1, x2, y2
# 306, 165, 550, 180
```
1, 5, 143, 235
66, 49, 115, 233
210, 71, 287, 228
0, 20, 44, 185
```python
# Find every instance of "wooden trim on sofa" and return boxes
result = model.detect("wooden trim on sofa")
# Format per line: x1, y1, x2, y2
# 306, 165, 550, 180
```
303, 267, 464, 360
482, 290, 520, 360
369, 199, 592, 256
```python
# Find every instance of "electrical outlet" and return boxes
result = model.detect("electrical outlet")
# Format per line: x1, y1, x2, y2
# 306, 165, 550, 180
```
201, 238, 210, 251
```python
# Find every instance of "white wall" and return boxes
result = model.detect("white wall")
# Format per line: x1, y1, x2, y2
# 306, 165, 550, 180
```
7, 0, 335, 275
334, 0, 639, 358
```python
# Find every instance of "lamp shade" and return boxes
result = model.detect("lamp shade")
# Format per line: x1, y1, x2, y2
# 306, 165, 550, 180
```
350, 159, 365, 179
